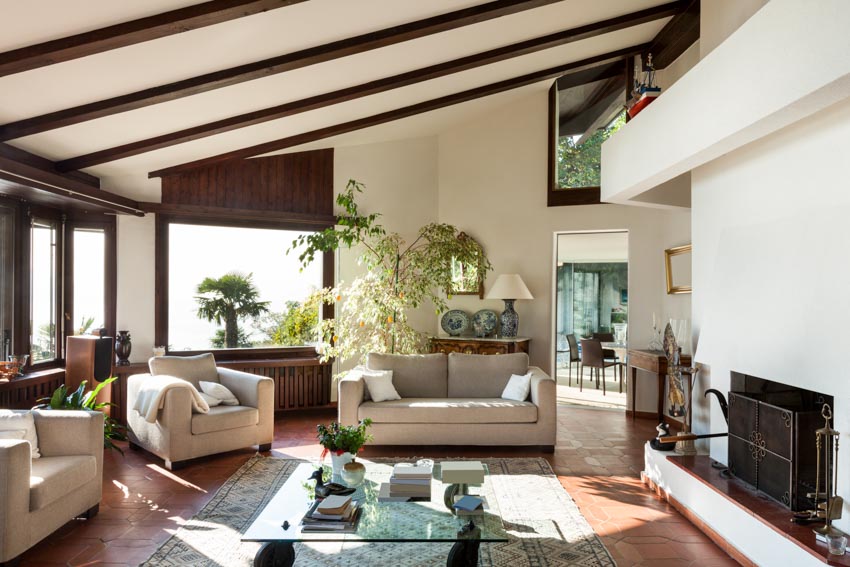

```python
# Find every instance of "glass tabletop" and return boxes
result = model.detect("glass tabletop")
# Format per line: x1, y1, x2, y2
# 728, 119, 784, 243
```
241, 462, 508, 543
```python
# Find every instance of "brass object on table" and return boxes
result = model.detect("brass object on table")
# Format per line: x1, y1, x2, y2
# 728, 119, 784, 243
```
812, 404, 843, 537
662, 323, 699, 456
0, 359, 25, 381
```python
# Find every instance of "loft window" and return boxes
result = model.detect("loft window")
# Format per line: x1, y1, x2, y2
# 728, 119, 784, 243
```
556, 112, 625, 189
164, 222, 326, 352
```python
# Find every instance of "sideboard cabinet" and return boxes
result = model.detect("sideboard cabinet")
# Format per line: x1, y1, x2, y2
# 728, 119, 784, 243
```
429, 336, 530, 356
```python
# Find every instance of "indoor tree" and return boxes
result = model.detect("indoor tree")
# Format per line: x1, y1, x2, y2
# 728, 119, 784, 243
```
290, 180, 490, 364
195, 272, 270, 348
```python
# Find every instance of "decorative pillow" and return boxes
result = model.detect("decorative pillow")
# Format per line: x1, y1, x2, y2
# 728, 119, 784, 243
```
199, 381, 239, 406
501, 372, 532, 402
198, 392, 222, 408
362, 370, 401, 403
0, 430, 25, 440
0, 410, 41, 458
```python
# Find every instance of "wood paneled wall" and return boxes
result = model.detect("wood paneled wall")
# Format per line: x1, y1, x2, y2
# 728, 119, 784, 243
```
161, 149, 333, 216
0, 370, 65, 409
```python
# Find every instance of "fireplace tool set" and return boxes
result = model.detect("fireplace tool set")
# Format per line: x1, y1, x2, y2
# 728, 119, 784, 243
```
791, 404, 844, 538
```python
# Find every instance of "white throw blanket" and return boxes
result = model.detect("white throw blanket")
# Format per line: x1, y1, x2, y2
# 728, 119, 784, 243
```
133, 375, 210, 423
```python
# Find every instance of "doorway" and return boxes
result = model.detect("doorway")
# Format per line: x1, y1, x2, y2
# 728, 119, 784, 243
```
553, 231, 628, 409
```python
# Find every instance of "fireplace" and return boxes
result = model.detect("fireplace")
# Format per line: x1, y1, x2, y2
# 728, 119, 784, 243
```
727, 372, 833, 511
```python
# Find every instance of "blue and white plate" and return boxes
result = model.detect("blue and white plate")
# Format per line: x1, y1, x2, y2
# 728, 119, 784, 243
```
441, 309, 470, 336
472, 309, 498, 336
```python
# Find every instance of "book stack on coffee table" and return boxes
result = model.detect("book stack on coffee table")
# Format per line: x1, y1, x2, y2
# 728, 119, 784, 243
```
301, 494, 361, 532
378, 463, 432, 501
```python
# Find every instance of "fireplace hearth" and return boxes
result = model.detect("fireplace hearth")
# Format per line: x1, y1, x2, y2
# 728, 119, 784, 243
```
727, 372, 833, 511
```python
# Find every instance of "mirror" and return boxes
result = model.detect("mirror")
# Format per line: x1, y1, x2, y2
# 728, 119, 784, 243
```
448, 233, 484, 298
665, 244, 692, 294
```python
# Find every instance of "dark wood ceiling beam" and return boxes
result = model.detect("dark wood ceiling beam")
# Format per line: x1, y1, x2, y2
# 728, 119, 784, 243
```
0, 143, 100, 187
0, 156, 143, 215
56, 1, 686, 172
0, 0, 562, 141
0, 0, 304, 78
644, 0, 699, 69
149, 46, 645, 178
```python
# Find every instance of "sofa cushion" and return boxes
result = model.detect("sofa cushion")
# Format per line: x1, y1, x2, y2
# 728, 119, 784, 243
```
30, 455, 96, 511
0, 410, 40, 458
447, 352, 529, 398
191, 405, 258, 435
367, 353, 447, 398
149, 353, 218, 389
358, 398, 537, 424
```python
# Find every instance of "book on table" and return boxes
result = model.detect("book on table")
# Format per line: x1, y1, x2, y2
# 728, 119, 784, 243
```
391, 463, 432, 479
377, 483, 431, 502
301, 499, 361, 532
440, 461, 485, 485
315, 494, 352, 515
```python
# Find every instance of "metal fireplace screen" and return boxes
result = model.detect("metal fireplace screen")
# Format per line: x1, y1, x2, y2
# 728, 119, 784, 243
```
727, 374, 831, 511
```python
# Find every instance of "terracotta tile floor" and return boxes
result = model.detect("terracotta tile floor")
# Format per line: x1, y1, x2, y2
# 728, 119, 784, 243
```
18, 407, 740, 566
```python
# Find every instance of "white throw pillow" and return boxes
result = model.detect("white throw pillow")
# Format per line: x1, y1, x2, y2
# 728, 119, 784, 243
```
199, 381, 239, 406
362, 370, 401, 403
0, 410, 41, 458
198, 392, 222, 408
501, 372, 533, 402
0, 430, 25, 440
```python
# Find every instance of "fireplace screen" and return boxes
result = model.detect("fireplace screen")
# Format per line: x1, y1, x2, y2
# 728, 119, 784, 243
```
727, 373, 831, 511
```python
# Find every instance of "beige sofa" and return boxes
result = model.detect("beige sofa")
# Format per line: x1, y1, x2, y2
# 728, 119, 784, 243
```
0, 410, 103, 564
339, 352, 556, 451
126, 353, 274, 470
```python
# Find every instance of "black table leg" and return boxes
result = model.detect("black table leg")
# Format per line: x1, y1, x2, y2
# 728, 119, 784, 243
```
446, 519, 481, 567
254, 541, 295, 567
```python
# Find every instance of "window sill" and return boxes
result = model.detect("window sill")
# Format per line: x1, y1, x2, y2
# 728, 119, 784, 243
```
165, 346, 320, 361
547, 186, 602, 207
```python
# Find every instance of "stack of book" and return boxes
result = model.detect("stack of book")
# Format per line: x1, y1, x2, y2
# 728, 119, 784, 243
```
301, 494, 361, 532
378, 463, 432, 501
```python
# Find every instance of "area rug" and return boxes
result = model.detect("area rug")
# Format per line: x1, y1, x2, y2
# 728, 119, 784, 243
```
142, 456, 616, 567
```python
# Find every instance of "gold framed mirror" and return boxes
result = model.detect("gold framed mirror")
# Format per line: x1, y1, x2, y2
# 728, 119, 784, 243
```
665, 244, 692, 295
448, 233, 485, 299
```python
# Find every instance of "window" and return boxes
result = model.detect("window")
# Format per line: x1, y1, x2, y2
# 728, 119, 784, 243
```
72, 227, 106, 333
164, 222, 327, 353
556, 112, 625, 189
0, 195, 116, 373
30, 219, 59, 363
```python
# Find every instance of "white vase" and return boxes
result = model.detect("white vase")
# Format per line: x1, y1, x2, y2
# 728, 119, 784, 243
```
330, 451, 354, 478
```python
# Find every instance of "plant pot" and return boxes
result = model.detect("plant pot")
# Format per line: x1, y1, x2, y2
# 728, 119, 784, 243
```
341, 460, 366, 487
330, 451, 354, 478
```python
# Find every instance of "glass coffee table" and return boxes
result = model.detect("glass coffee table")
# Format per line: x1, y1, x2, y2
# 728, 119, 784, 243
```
242, 462, 507, 566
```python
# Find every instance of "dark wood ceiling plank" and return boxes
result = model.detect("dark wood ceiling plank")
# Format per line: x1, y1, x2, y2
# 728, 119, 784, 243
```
0, 142, 100, 187
0, 0, 304, 77
57, 1, 686, 172
0, 155, 143, 215
644, 0, 699, 69
149, 46, 645, 178
0, 0, 562, 141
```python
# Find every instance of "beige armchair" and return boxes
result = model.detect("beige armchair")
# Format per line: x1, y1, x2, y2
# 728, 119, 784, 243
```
0, 410, 104, 564
126, 353, 274, 470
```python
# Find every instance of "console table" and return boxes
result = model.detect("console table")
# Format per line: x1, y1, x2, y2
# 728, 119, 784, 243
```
627, 349, 691, 423
429, 336, 529, 355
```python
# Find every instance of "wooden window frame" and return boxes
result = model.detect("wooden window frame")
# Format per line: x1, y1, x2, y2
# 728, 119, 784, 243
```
547, 82, 604, 207
0, 195, 116, 373
155, 212, 335, 360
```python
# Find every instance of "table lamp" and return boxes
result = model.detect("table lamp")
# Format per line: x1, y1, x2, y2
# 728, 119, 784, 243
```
486, 274, 533, 337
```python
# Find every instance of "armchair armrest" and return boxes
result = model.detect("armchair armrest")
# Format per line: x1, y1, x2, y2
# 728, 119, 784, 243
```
33, 409, 104, 459
338, 369, 366, 426
0, 439, 32, 559
217, 367, 273, 410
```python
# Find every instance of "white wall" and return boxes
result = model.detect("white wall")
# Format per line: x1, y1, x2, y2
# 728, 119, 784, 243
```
116, 214, 156, 362
692, 99, 850, 530
700, 0, 767, 59
437, 90, 691, 412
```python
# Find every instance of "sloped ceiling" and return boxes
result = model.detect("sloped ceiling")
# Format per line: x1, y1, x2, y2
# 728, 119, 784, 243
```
0, 0, 674, 200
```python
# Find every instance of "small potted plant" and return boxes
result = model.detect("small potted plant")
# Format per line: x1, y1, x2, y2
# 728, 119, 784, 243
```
317, 419, 372, 482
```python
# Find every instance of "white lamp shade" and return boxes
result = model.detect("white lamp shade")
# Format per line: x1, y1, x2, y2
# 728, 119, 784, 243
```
485, 274, 533, 300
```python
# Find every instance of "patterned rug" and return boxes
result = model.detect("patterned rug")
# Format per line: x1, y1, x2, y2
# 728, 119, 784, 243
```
143, 456, 616, 566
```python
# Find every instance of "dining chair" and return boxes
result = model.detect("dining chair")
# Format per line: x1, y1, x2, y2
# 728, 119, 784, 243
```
565, 334, 580, 385
579, 339, 618, 395
593, 332, 622, 385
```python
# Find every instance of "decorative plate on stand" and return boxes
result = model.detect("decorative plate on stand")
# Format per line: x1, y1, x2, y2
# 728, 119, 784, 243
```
472, 309, 498, 337
440, 310, 470, 336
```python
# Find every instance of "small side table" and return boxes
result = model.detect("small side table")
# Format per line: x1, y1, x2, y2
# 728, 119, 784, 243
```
626, 349, 691, 423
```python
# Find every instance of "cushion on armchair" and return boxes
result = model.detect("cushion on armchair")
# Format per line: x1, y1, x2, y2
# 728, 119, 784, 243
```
29, 455, 97, 511
149, 353, 218, 389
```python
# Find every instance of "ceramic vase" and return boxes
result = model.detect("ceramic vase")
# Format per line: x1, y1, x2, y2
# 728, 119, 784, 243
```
330, 451, 354, 478
499, 299, 519, 337
341, 460, 366, 487
115, 331, 132, 366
